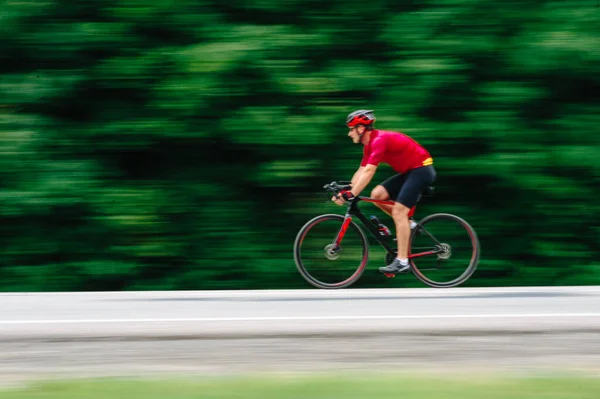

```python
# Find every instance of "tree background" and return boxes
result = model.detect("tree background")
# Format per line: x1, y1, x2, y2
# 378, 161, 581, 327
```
1, 0, 598, 291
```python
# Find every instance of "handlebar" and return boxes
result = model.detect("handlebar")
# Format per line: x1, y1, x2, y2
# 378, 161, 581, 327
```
323, 181, 353, 196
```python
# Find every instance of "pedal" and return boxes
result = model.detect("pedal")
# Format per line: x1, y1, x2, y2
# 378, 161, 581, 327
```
383, 273, 396, 278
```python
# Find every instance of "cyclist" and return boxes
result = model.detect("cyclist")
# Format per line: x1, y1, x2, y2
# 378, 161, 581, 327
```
332, 110, 436, 274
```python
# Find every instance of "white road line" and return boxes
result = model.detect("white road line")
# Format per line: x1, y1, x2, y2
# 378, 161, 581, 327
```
1, 286, 599, 298
1, 313, 600, 324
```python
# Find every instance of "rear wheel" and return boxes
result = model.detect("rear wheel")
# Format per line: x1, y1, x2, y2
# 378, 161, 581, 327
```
409, 213, 480, 288
294, 214, 369, 289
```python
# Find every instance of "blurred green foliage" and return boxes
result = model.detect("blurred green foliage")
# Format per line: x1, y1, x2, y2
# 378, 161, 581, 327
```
1, 0, 599, 291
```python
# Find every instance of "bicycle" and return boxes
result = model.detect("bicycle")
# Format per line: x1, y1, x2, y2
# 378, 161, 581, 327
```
293, 181, 480, 289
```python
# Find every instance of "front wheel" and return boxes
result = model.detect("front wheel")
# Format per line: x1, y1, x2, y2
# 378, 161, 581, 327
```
293, 214, 369, 289
409, 213, 480, 288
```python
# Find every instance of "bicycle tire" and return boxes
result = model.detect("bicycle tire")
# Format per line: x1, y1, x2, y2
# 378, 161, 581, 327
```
293, 214, 369, 289
409, 213, 480, 288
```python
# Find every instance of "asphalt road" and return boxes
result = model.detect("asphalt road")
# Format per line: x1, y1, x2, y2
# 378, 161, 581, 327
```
1, 286, 599, 382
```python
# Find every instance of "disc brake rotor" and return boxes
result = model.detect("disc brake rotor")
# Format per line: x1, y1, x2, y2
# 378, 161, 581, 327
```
324, 243, 340, 260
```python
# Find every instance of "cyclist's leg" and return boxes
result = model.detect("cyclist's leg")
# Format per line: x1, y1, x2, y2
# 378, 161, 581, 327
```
392, 166, 437, 260
371, 174, 405, 217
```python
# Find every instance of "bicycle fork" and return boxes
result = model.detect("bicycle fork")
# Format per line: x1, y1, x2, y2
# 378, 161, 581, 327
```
325, 213, 352, 259
330, 213, 353, 252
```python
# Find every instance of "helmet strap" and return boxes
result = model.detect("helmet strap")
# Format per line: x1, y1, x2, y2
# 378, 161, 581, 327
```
357, 126, 366, 144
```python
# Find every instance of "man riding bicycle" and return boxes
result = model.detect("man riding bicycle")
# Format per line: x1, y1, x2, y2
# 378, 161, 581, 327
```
332, 110, 436, 274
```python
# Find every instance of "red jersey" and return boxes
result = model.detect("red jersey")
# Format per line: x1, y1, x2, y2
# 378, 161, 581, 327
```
360, 129, 433, 174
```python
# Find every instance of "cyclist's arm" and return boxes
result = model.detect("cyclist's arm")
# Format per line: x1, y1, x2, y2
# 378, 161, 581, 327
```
350, 166, 365, 186
351, 136, 383, 195
350, 164, 377, 197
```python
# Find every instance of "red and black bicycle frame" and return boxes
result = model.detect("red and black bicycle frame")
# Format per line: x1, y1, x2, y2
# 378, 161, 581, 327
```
333, 196, 442, 259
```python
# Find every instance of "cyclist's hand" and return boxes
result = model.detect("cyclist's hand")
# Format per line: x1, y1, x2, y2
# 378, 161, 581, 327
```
340, 190, 354, 201
332, 190, 354, 206
332, 195, 345, 206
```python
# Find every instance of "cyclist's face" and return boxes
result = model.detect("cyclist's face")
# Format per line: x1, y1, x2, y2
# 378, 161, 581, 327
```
347, 125, 364, 143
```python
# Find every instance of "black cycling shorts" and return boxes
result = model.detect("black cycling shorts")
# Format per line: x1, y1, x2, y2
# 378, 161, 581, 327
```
380, 165, 436, 208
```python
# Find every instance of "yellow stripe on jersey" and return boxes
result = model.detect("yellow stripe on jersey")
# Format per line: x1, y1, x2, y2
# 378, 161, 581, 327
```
422, 157, 433, 166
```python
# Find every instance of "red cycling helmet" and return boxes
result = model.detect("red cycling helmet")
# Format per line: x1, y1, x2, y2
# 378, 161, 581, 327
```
346, 109, 376, 127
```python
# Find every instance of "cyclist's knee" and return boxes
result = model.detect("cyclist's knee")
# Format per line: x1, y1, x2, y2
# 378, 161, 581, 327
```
371, 185, 389, 200
392, 202, 410, 218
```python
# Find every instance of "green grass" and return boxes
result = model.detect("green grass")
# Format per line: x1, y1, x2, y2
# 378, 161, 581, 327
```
1, 373, 599, 399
